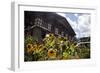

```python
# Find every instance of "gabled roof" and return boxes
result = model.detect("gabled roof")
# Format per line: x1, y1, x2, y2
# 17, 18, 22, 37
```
53, 13, 76, 36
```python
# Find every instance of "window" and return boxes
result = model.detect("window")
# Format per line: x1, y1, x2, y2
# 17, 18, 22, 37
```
34, 18, 38, 25
68, 36, 71, 40
48, 23, 51, 31
66, 34, 68, 37
61, 32, 64, 37
55, 28, 58, 35
34, 18, 42, 26
39, 18, 42, 26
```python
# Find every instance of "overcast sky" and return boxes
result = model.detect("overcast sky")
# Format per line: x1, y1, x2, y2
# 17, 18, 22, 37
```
57, 13, 91, 38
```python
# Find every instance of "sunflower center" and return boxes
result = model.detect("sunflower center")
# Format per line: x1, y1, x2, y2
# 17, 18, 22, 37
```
50, 51, 54, 54
28, 45, 31, 49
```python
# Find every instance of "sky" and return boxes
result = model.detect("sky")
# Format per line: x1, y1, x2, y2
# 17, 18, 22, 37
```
57, 13, 91, 38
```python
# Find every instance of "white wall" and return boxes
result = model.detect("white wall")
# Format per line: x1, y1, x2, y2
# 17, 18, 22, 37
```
0, 0, 100, 73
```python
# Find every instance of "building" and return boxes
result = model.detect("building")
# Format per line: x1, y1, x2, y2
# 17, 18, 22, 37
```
78, 37, 90, 48
24, 11, 76, 42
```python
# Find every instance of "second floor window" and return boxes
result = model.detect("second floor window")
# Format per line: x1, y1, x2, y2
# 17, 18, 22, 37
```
48, 23, 51, 31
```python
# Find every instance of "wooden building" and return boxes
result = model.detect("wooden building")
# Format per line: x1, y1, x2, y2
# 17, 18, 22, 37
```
78, 37, 90, 48
24, 11, 76, 42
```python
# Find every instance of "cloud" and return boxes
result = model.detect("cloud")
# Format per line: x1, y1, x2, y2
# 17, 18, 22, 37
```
57, 13, 90, 38
77, 14, 90, 38
74, 14, 78, 17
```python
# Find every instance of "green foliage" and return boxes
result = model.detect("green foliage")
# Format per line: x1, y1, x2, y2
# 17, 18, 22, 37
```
78, 47, 90, 58
24, 33, 90, 61
25, 35, 34, 44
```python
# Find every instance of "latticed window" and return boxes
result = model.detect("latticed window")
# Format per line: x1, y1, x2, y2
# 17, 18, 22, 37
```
34, 18, 38, 25
55, 28, 58, 35
68, 36, 71, 40
66, 34, 68, 38
39, 19, 42, 26
61, 32, 64, 37
48, 23, 51, 31
34, 18, 42, 26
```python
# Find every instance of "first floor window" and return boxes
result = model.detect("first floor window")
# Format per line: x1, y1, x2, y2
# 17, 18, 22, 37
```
55, 28, 58, 35
66, 34, 68, 38
61, 32, 64, 37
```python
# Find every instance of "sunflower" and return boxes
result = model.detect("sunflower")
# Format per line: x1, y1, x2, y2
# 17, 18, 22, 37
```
35, 44, 44, 53
26, 43, 34, 54
48, 49, 56, 59
49, 33, 54, 37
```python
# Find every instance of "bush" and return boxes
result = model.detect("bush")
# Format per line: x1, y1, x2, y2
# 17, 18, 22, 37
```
24, 33, 90, 61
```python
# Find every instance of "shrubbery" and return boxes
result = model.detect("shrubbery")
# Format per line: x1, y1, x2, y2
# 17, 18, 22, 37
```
24, 33, 90, 61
